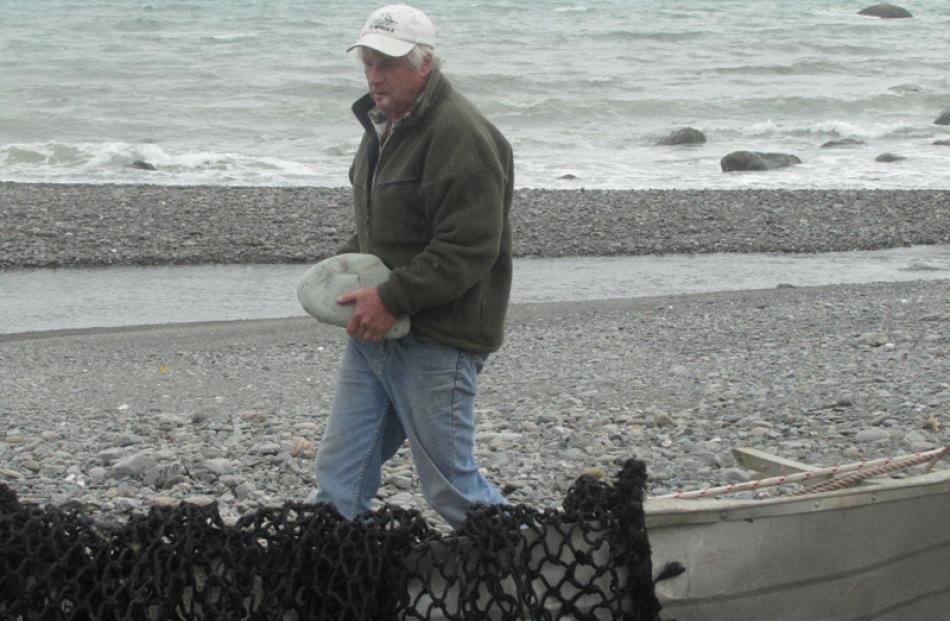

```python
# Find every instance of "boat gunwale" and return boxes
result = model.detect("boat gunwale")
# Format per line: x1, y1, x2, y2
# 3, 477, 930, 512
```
645, 468, 950, 527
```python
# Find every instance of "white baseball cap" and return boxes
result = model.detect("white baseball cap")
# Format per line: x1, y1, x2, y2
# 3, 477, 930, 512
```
347, 4, 436, 57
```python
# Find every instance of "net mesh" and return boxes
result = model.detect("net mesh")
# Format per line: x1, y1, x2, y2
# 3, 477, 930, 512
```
1, 459, 667, 620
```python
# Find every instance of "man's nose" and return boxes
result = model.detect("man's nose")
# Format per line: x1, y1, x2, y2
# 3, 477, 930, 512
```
366, 64, 384, 83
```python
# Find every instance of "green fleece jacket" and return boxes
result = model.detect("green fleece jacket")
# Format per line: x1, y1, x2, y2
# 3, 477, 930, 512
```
340, 70, 514, 353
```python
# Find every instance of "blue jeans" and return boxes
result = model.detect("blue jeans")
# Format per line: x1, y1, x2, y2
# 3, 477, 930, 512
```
313, 333, 506, 529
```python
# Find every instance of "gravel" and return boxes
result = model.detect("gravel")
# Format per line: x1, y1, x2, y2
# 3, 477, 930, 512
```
1, 183, 949, 268
1, 282, 948, 530
1, 182, 948, 530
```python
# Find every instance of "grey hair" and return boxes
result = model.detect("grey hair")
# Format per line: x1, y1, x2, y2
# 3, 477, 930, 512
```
357, 45, 443, 71
405, 44, 443, 71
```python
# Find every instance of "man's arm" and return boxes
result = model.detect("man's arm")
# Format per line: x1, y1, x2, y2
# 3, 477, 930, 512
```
336, 233, 359, 255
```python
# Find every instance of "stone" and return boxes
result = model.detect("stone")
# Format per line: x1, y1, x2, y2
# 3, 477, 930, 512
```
579, 467, 606, 480
820, 138, 866, 149
843, 447, 864, 460
113, 434, 138, 447
156, 414, 185, 431
250, 443, 280, 456
143, 462, 188, 489
113, 497, 142, 512
88, 466, 108, 482
934, 111, 950, 126
388, 491, 417, 509
297, 253, 410, 339
933, 139, 950, 146
111, 453, 158, 479
718, 467, 753, 484
388, 475, 414, 490
131, 160, 157, 171
240, 410, 269, 423
41, 464, 66, 477
148, 496, 179, 507
657, 127, 707, 146
96, 448, 126, 465
858, 332, 889, 347
477, 431, 521, 451
875, 152, 905, 163
857, 4, 913, 19
183, 495, 216, 507
720, 151, 801, 172
854, 428, 891, 443
0, 468, 24, 480
289, 437, 316, 458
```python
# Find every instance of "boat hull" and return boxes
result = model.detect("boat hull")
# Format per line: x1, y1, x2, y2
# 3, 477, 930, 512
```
647, 469, 950, 620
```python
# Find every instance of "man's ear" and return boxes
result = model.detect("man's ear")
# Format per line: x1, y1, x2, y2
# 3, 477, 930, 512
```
419, 55, 433, 78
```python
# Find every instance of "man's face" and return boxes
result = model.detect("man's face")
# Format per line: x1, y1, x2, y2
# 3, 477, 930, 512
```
362, 49, 431, 121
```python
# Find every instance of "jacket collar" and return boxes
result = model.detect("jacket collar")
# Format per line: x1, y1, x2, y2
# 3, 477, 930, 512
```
352, 69, 450, 134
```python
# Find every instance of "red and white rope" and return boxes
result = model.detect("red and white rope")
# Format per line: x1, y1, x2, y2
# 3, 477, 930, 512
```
649, 445, 948, 500
794, 445, 948, 495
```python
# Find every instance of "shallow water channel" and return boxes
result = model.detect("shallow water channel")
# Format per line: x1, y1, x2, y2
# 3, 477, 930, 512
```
2, 245, 949, 335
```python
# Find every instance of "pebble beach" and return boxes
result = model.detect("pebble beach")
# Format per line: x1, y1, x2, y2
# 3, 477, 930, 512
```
2, 182, 949, 530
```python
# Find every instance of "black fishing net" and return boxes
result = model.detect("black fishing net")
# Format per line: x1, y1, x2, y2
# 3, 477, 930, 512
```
0, 459, 668, 620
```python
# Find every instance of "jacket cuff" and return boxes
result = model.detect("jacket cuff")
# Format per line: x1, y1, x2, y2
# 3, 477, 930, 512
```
377, 280, 409, 318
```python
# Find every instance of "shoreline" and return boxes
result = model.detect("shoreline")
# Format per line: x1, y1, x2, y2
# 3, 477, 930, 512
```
2, 182, 949, 269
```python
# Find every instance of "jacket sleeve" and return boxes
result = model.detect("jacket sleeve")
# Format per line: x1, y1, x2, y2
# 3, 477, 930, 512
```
335, 233, 359, 255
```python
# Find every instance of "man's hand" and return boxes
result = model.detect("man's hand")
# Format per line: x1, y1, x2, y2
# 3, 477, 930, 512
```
337, 288, 398, 342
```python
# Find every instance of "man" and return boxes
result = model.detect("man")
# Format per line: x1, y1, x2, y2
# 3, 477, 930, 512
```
312, 4, 515, 530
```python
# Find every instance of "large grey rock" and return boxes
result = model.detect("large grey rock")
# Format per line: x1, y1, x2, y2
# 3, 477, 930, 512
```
720, 151, 802, 172
935, 110, 950, 125
875, 152, 905, 162
933, 139, 950, 146
657, 127, 707, 146
297, 253, 410, 339
857, 4, 913, 18
820, 138, 866, 149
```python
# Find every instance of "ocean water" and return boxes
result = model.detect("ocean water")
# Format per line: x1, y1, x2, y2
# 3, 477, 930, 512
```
1, 0, 949, 190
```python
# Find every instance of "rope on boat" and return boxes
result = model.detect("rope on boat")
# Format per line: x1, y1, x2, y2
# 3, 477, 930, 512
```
650, 445, 949, 500
795, 444, 948, 495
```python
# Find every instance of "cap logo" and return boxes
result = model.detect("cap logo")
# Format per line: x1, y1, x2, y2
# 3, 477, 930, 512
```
370, 13, 397, 34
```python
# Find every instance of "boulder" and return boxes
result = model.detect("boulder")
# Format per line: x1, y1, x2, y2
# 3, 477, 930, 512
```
820, 138, 866, 149
720, 151, 802, 172
875, 152, 905, 162
857, 3, 913, 18
933, 139, 950, 146
131, 160, 157, 171
935, 110, 950, 125
297, 253, 410, 339
657, 127, 707, 146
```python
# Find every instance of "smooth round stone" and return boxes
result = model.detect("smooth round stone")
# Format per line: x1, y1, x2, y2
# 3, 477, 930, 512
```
297, 253, 410, 339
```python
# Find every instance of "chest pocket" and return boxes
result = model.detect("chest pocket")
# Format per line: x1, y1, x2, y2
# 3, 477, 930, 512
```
371, 179, 432, 245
